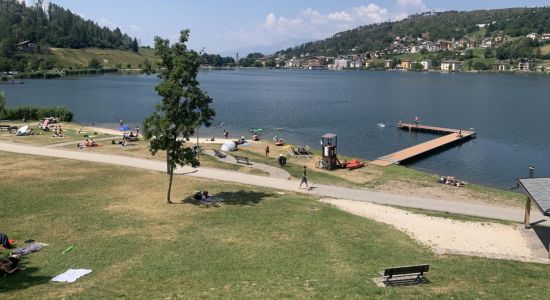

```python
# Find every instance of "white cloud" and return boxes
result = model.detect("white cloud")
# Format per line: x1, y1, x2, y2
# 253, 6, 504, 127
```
397, 0, 427, 9
353, 4, 388, 23
235, 4, 391, 46
220, 2, 432, 52
327, 11, 353, 22
395, 0, 429, 20
98, 17, 119, 29
128, 24, 142, 32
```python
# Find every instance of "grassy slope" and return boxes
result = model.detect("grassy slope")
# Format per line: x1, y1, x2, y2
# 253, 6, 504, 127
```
48, 47, 157, 68
1, 152, 550, 299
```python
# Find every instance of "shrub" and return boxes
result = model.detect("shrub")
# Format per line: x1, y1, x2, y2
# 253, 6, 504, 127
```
3, 105, 73, 122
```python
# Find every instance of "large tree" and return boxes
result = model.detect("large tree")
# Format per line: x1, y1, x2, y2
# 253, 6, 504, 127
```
143, 30, 215, 204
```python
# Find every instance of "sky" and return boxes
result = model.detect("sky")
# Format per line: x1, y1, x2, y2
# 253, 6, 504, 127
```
42, 0, 550, 54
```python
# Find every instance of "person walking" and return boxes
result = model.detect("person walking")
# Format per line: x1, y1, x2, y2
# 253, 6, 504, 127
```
414, 116, 419, 126
223, 129, 229, 139
265, 145, 270, 157
299, 166, 309, 190
135, 125, 140, 136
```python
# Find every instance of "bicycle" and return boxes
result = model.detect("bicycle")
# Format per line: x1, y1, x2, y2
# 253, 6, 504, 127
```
315, 159, 329, 169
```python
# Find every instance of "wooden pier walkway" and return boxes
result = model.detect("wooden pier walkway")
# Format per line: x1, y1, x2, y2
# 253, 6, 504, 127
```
371, 123, 476, 167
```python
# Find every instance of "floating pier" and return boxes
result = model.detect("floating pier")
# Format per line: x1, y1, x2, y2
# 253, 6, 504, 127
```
371, 123, 476, 167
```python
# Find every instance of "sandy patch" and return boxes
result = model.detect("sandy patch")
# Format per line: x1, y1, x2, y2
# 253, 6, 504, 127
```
84, 126, 126, 136
320, 198, 549, 263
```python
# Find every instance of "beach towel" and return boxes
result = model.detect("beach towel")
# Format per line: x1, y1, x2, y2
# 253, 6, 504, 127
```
11, 242, 48, 255
52, 269, 92, 283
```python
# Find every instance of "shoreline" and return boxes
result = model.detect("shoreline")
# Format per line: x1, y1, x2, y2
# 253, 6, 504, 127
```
82, 124, 519, 194
4, 67, 549, 81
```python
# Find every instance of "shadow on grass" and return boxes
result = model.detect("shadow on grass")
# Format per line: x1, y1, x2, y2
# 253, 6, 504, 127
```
181, 190, 276, 206
0, 266, 51, 293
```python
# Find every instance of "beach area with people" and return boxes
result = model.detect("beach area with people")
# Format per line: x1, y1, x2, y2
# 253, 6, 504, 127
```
3, 1, 550, 297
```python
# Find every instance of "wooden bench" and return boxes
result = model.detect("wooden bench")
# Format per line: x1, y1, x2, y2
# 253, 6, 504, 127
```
213, 149, 227, 159
383, 264, 429, 286
234, 155, 250, 165
0, 125, 17, 134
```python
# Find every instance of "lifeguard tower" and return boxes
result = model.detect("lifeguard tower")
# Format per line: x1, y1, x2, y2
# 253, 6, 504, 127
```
321, 133, 339, 170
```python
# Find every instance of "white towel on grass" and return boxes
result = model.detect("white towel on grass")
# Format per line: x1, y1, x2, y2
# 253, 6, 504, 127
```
51, 269, 92, 283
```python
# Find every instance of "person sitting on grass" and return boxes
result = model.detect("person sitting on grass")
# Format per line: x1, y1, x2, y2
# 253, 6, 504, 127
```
0, 254, 20, 275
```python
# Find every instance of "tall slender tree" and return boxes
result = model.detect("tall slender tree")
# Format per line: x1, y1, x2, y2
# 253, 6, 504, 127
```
143, 30, 215, 204
132, 38, 139, 53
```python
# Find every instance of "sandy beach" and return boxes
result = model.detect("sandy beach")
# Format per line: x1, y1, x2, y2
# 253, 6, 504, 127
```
320, 198, 548, 263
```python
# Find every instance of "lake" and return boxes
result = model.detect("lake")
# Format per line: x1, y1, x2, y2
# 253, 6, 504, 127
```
2, 69, 550, 189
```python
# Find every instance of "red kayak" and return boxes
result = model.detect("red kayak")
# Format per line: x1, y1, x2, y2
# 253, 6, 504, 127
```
343, 160, 365, 170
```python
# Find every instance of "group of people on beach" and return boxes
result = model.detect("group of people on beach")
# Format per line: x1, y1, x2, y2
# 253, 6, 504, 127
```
77, 139, 97, 149
51, 125, 64, 138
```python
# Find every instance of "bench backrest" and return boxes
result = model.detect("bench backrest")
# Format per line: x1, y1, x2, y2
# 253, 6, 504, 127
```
384, 264, 429, 277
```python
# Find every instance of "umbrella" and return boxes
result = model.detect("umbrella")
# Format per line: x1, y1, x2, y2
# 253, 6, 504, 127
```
16, 126, 29, 136
119, 125, 130, 131
221, 141, 236, 152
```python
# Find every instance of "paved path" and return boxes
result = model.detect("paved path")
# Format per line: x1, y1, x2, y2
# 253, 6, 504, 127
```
0, 141, 546, 224
204, 149, 290, 179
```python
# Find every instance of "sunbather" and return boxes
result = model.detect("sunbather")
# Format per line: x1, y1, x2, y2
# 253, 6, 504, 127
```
0, 254, 20, 275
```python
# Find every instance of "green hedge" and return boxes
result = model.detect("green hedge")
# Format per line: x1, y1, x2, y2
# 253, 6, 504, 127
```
14, 68, 119, 79
1, 105, 73, 122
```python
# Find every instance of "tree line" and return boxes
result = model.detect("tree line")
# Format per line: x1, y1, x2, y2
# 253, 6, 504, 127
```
276, 7, 550, 58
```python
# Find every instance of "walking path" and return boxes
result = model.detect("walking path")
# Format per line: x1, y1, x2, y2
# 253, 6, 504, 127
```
0, 141, 546, 224
204, 149, 290, 179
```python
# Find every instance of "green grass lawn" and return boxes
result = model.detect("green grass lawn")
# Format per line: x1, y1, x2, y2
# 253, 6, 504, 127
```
48, 47, 157, 69
237, 148, 360, 187
1, 152, 550, 299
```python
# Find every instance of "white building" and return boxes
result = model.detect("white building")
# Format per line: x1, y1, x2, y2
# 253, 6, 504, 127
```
349, 60, 363, 68
441, 60, 461, 72
420, 59, 432, 70
286, 58, 302, 68
526, 33, 539, 40
334, 59, 350, 70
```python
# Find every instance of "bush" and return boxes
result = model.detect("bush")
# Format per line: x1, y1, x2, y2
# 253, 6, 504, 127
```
473, 61, 489, 71
88, 58, 102, 69
2, 105, 73, 122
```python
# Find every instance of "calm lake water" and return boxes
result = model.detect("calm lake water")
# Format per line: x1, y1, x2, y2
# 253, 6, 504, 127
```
2, 70, 550, 189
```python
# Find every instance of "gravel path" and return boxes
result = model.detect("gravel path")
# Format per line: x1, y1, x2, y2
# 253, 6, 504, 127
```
204, 149, 290, 179
0, 141, 546, 224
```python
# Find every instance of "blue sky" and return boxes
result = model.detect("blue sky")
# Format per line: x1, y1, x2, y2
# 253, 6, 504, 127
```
44, 0, 549, 54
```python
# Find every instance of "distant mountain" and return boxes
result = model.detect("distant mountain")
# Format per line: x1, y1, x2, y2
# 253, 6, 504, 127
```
277, 7, 550, 57
218, 39, 314, 57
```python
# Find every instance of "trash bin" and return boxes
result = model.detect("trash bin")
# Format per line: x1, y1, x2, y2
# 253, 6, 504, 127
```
278, 155, 287, 166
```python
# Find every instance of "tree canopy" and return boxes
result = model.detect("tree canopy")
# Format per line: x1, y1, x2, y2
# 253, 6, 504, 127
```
143, 30, 215, 204
0, 0, 135, 50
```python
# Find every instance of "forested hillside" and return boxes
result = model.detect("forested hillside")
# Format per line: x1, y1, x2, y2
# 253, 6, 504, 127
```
0, 0, 139, 72
277, 7, 550, 57
0, 0, 134, 50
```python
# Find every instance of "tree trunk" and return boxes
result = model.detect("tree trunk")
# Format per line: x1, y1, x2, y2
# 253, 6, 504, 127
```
166, 149, 173, 204
167, 165, 174, 204
166, 150, 170, 174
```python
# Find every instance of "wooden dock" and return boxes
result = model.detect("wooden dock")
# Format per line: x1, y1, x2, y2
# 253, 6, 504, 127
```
371, 123, 476, 167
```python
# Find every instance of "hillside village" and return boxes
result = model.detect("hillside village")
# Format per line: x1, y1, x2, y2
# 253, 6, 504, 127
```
249, 30, 550, 73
